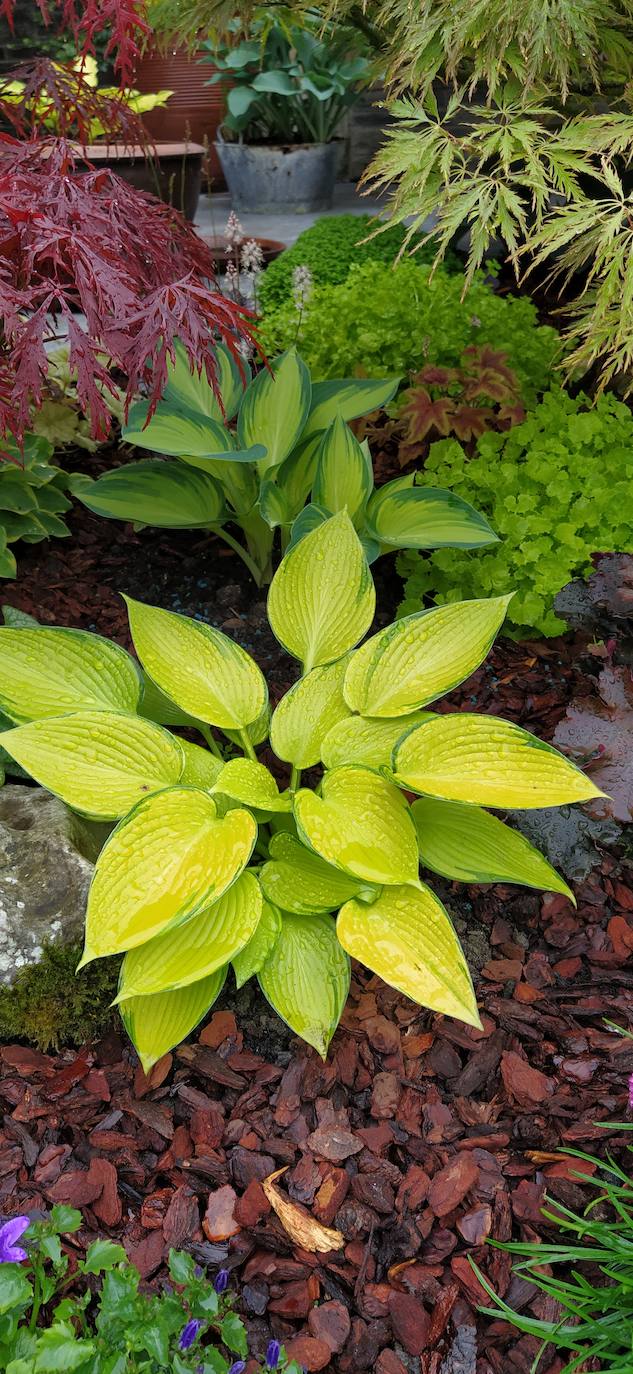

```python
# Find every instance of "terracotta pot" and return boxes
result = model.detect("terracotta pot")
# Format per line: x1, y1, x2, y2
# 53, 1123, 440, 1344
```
199, 235, 286, 268
133, 46, 227, 185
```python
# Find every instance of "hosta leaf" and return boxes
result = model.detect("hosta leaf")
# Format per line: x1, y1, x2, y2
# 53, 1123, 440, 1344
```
179, 738, 224, 789
223, 704, 271, 748
312, 415, 372, 525
126, 598, 268, 729
275, 431, 322, 519
344, 597, 511, 717
270, 657, 351, 768
267, 512, 375, 672
213, 757, 292, 812
260, 832, 368, 914
237, 348, 312, 474
305, 376, 400, 437
74, 461, 225, 528
321, 711, 434, 770
138, 672, 201, 729
81, 787, 257, 961
338, 884, 480, 1026
258, 912, 350, 1057
1, 711, 182, 820
394, 715, 605, 809
0, 626, 140, 723
120, 967, 226, 1073
232, 898, 282, 987
412, 797, 574, 899
116, 870, 262, 999
366, 480, 498, 549
162, 338, 248, 422
294, 766, 419, 885
123, 399, 236, 459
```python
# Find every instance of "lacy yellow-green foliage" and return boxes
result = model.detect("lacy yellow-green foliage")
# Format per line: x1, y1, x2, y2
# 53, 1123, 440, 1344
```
0, 514, 602, 1069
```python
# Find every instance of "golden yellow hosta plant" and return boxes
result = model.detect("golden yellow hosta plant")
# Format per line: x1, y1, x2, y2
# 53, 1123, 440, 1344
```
0, 514, 603, 1068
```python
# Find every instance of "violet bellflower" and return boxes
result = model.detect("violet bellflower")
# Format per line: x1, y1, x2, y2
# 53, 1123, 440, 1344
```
0, 1217, 29, 1263
179, 1318, 203, 1351
228, 1364, 247, 1374
214, 1268, 229, 1293
629, 1071, 633, 1109
266, 1340, 281, 1369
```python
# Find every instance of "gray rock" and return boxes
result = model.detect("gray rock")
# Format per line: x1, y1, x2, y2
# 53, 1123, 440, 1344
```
0, 785, 106, 985
511, 805, 622, 882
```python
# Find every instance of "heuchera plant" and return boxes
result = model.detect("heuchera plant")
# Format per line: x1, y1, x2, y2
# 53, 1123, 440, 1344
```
0, 1206, 302, 1373
395, 345, 526, 450
0, 513, 602, 1067
72, 345, 499, 585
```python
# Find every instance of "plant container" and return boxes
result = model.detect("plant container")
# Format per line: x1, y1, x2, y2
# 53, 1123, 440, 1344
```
216, 137, 339, 213
83, 142, 205, 221
133, 46, 227, 185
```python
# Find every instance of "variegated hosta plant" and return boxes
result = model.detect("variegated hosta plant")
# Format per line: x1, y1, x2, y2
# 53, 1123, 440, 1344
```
70, 344, 498, 586
0, 514, 602, 1068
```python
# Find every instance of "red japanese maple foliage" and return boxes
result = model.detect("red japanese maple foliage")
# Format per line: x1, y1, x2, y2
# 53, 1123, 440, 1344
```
0, 138, 253, 447
0, 0, 149, 85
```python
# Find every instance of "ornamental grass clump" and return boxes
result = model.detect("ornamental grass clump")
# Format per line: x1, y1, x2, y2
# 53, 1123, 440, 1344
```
0, 512, 602, 1069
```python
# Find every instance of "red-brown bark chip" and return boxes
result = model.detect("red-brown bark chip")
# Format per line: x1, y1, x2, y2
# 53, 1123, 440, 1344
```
308, 1298, 351, 1352
285, 1335, 332, 1371
203, 1184, 240, 1241
428, 1153, 480, 1217
388, 1290, 431, 1355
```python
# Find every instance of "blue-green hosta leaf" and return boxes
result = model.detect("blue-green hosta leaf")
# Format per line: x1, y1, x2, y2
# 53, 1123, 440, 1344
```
126, 598, 268, 730
337, 884, 481, 1027
366, 478, 498, 549
120, 967, 227, 1073
116, 869, 262, 999
267, 511, 375, 672
0, 625, 140, 722
393, 714, 606, 809
74, 461, 225, 528
238, 348, 312, 474
270, 656, 351, 769
343, 596, 511, 717
305, 375, 400, 437
260, 832, 369, 914
1, 710, 183, 819
412, 797, 575, 899
81, 787, 257, 961
232, 898, 282, 987
312, 415, 373, 525
258, 911, 350, 1057
294, 765, 419, 886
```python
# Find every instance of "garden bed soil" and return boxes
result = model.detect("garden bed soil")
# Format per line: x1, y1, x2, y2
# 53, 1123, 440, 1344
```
1, 481, 632, 1373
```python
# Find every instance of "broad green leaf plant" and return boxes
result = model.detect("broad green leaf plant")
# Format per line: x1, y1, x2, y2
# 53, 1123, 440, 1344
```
71, 344, 498, 586
0, 514, 603, 1068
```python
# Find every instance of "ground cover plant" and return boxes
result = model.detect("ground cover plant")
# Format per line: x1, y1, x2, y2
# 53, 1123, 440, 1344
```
0, 510, 602, 1071
0, 434, 72, 579
256, 214, 460, 314
0, 1204, 301, 1372
397, 388, 633, 638
258, 261, 560, 404
72, 345, 500, 586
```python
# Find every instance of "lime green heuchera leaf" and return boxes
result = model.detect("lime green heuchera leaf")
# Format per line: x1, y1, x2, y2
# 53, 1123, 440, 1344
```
116, 870, 263, 999
320, 710, 435, 770
394, 715, 606, 809
212, 757, 292, 812
366, 478, 499, 550
343, 596, 511, 718
267, 512, 375, 672
411, 797, 574, 901
258, 911, 350, 1058
121, 967, 227, 1074
294, 765, 419, 886
1, 710, 183, 820
75, 460, 225, 528
337, 884, 481, 1027
232, 898, 282, 988
125, 598, 268, 730
237, 348, 312, 474
312, 414, 373, 526
81, 787, 257, 963
0, 626, 140, 723
270, 656, 351, 769
260, 832, 370, 914
178, 738, 224, 789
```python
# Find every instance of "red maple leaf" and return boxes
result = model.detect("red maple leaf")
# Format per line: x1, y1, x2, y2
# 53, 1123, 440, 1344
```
0, 1, 149, 85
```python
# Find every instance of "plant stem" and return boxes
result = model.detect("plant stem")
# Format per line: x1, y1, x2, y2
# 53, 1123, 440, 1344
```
199, 723, 223, 758
290, 764, 301, 791
240, 729, 257, 761
211, 525, 265, 585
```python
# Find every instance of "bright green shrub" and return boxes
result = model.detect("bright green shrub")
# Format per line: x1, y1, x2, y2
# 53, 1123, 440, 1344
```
258, 260, 560, 403
397, 389, 633, 639
257, 213, 460, 313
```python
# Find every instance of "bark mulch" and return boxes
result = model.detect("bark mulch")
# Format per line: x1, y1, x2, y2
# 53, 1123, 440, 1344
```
2, 490, 632, 1373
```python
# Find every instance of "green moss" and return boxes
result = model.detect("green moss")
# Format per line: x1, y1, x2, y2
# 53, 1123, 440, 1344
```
0, 942, 121, 1051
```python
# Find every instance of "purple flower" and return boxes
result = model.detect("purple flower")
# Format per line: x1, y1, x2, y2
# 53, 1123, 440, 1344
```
628, 1071, 633, 1109
0, 1217, 29, 1263
179, 1318, 203, 1351
266, 1340, 281, 1369
228, 1364, 246, 1374
214, 1267, 229, 1293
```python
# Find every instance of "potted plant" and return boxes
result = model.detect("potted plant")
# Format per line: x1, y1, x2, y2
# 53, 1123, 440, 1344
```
202, 12, 371, 213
